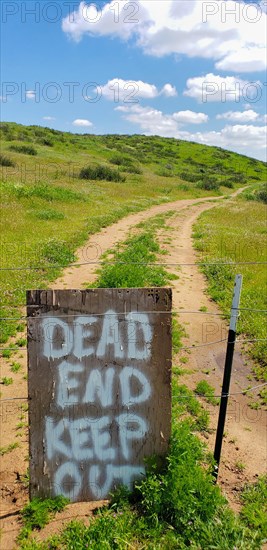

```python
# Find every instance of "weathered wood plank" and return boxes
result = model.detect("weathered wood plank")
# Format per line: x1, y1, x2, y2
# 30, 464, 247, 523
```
27, 288, 172, 502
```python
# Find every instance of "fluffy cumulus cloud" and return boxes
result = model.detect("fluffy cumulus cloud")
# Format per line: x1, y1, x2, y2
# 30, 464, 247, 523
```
92, 79, 177, 102
183, 73, 257, 103
116, 104, 266, 160
72, 119, 93, 127
116, 104, 209, 136
161, 84, 177, 97
188, 124, 267, 154
62, 0, 267, 72
216, 110, 259, 122
173, 110, 208, 124
215, 47, 266, 73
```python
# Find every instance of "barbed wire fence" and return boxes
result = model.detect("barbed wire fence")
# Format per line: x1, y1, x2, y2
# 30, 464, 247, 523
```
1, 257, 266, 406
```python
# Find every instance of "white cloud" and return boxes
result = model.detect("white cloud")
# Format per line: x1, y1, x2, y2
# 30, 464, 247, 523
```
160, 83, 177, 97
116, 103, 266, 160
72, 119, 93, 127
43, 116, 56, 121
215, 47, 266, 73
187, 125, 267, 156
216, 109, 259, 122
183, 73, 257, 103
263, 114, 267, 123
173, 110, 208, 124
62, 0, 141, 42
101, 79, 158, 101
116, 104, 179, 136
116, 104, 208, 136
26, 90, 36, 99
96, 79, 177, 102
62, 0, 267, 73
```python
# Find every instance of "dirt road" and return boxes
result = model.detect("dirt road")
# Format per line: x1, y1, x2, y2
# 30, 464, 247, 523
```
1, 191, 266, 547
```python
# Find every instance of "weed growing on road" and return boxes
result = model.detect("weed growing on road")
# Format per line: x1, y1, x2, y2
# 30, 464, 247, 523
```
195, 380, 220, 406
18, 496, 69, 543
0, 442, 19, 455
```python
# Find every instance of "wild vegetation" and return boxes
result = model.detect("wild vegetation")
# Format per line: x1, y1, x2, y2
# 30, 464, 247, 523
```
1, 122, 266, 547
193, 188, 267, 388
0, 121, 266, 348
16, 214, 267, 549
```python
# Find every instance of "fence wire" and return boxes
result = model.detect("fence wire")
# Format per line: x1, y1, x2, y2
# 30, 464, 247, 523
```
1, 382, 266, 404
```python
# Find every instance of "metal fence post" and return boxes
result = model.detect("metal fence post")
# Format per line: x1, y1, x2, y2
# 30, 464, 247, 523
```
213, 274, 243, 481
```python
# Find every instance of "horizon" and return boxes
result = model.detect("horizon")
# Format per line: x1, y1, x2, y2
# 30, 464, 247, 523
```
1, 0, 266, 161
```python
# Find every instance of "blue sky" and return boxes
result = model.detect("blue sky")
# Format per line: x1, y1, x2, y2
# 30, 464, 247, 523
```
1, 0, 266, 159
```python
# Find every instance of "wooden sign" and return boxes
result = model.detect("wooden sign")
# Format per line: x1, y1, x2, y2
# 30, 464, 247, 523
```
27, 288, 172, 502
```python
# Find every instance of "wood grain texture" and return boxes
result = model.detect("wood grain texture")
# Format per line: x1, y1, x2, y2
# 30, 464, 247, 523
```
27, 288, 172, 502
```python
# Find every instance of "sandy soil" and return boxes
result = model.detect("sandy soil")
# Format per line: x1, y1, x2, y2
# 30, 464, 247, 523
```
0, 192, 266, 548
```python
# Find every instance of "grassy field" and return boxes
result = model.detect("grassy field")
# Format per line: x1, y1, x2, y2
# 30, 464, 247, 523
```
1, 123, 266, 545
193, 189, 267, 387
0, 121, 266, 346
16, 214, 267, 549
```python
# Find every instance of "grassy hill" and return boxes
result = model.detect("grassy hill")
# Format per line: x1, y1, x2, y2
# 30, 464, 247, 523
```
1, 122, 267, 548
0, 121, 266, 343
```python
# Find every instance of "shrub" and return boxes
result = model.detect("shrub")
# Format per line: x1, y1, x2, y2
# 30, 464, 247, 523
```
9, 144, 37, 155
255, 183, 267, 204
179, 171, 200, 183
155, 167, 174, 177
0, 154, 16, 167
197, 180, 220, 191
123, 164, 142, 174
37, 138, 54, 147
221, 179, 234, 188
232, 172, 246, 183
109, 154, 126, 166
79, 164, 126, 182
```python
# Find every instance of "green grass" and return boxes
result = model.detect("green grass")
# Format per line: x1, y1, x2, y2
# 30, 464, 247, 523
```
14, 200, 267, 548
9, 181, 85, 202
16, 337, 27, 347
0, 442, 19, 455
195, 380, 220, 406
1, 347, 15, 358
240, 475, 267, 538
18, 496, 69, 543
93, 231, 169, 289
91, 211, 177, 289
17, 428, 266, 549
34, 209, 65, 220
1, 121, 265, 347
1, 376, 13, 385
193, 197, 267, 381
10, 361, 22, 373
